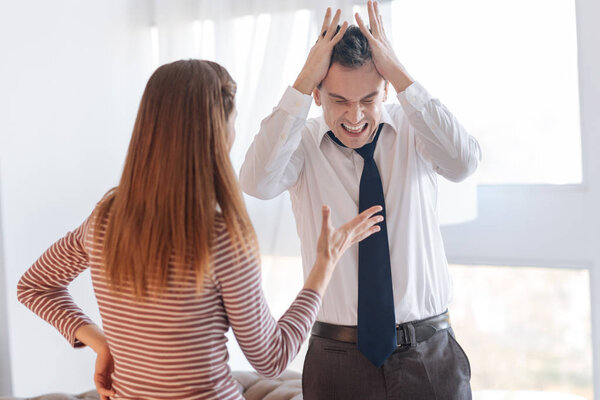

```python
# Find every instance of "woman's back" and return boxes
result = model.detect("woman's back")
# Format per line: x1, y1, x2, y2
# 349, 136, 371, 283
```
18, 209, 320, 399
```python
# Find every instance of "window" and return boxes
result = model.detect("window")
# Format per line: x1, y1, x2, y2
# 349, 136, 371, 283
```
451, 264, 593, 399
226, 259, 594, 399
388, 0, 582, 185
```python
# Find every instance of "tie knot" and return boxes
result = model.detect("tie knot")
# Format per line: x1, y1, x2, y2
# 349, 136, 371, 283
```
355, 141, 376, 160
326, 124, 384, 160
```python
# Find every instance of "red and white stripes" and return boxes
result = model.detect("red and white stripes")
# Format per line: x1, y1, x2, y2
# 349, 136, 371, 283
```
18, 211, 320, 399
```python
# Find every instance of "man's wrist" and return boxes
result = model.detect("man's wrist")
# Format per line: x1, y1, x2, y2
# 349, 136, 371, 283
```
389, 66, 415, 94
293, 73, 316, 96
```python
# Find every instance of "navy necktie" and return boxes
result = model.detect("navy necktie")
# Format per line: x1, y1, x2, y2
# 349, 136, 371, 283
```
327, 124, 397, 367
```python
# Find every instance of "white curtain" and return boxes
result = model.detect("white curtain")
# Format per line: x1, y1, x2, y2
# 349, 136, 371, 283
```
148, 0, 446, 256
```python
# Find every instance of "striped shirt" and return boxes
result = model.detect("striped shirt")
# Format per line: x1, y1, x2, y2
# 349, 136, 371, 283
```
17, 208, 321, 399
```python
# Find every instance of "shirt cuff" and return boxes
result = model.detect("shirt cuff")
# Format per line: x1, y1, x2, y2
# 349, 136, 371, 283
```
65, 317, 95, 348
397, 81, 432, 112
278, 86, 313, 119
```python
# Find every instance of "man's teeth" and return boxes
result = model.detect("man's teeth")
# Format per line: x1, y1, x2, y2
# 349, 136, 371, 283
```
342, 123, 366, 133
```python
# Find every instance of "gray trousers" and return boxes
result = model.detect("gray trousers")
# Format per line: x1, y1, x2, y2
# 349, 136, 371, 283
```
302, 328, 471, 399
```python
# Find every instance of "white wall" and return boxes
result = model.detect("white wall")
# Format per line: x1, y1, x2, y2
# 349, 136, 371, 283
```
0, 1, 154, 396
0, 171, 12, 395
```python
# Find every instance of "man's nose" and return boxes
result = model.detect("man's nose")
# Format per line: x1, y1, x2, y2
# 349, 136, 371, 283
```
347, 103, 364, 124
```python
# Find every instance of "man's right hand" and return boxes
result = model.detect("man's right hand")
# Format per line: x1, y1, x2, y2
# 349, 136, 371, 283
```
293, 8, 348, 95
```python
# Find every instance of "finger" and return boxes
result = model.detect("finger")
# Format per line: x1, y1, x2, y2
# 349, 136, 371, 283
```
97, 387, 116, 397
330, 21, 349, 46
321, 205, 331, 233
96, 378, 116, 396
339, 205, 382, 233
354, 224, 381, 242
359, 214, 384, 230
325, 9, 342, 40
352, 214, 384, 240
360, 205, 384, 219
355, 13, 375, 41
320, 7, 332, 35
367, 1, 379, 35
373, 1, 385, 36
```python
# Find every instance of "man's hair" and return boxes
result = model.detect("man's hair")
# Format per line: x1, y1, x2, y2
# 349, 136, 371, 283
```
330, 25, 372, 68
318, 25, 372, 88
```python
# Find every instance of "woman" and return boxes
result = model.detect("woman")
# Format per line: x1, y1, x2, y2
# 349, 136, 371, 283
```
17, 58, 382, 399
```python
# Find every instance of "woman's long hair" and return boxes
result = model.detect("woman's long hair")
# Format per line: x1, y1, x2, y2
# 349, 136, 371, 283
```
96, 60, 257, 298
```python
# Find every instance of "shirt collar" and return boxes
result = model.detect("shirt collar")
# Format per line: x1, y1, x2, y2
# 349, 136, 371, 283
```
316, 104, 398, 145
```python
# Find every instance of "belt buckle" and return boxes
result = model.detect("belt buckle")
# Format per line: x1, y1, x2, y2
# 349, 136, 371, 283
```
400, 323, 417, 348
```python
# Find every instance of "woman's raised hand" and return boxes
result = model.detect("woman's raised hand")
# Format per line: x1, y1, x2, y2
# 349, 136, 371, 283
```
305, 205, 383, 296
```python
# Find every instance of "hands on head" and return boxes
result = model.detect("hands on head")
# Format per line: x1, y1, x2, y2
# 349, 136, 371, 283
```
293, 8, 349, 95
293, 1, 413, 96
355, 1, 414, 92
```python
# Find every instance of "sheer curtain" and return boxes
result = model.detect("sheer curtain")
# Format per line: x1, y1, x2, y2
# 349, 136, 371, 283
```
150, 0, 474, 253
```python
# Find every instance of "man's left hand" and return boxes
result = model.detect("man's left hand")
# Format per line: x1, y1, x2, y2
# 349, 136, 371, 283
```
355, 1, 414, 93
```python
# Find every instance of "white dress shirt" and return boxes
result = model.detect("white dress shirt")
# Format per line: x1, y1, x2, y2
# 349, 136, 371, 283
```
240, 82, 481, 325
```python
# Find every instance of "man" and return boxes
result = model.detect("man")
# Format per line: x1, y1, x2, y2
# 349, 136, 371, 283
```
240, 2, 481, 399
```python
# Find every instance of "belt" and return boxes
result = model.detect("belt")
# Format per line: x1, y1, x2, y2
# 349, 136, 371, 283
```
311, 310, 451, 347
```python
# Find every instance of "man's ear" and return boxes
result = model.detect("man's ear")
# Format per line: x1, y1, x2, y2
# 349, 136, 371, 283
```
313, 87, 322, 106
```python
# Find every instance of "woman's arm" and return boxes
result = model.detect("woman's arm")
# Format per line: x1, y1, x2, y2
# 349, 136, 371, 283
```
17, 214, 115, 398
17, 218, 94, 346
215, 205, 382, 378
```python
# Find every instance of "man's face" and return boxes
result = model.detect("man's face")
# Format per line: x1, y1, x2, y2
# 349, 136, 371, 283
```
314, 62, 388, 149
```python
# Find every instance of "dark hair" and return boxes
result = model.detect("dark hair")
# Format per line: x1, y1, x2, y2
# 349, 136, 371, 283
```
330, 25, 372, 67
318, 26, 372, 88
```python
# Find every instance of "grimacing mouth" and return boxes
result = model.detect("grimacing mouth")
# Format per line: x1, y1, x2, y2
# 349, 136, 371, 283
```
341, 122, 368, 134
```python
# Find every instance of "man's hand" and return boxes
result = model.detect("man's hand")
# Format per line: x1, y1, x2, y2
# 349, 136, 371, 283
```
94, 347, 115, 400
293, 8, 348, 95
355, 1, 414, 93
